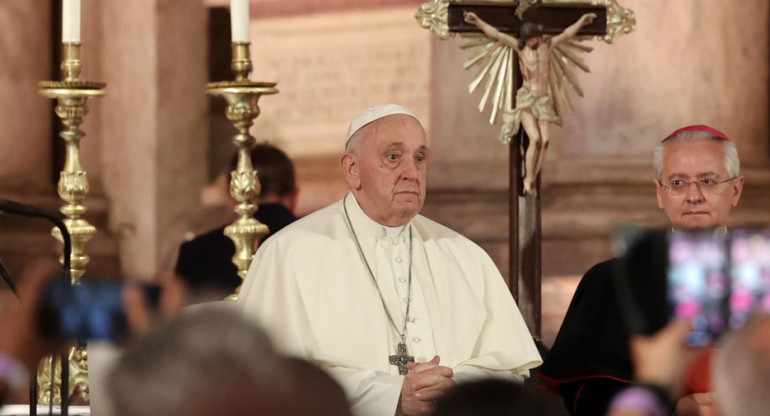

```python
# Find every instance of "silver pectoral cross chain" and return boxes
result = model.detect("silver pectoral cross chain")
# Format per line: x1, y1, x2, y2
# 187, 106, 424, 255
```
343, 196, 416, 375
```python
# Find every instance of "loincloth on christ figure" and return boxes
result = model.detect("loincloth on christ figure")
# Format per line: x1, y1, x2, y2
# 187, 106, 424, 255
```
499, 87, 561, 143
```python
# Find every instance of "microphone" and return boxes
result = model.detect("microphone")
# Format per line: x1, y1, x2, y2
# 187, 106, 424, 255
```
0, 197, 73, 416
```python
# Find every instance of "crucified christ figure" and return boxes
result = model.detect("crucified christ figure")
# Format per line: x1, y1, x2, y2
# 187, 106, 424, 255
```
465, 11, 596, 195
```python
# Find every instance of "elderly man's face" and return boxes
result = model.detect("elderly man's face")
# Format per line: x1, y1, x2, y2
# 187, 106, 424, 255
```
655, 141, 744, 229
343, 115, 428, 226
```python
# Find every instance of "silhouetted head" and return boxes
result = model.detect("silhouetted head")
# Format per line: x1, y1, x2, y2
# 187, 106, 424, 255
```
432, 379, 564, 416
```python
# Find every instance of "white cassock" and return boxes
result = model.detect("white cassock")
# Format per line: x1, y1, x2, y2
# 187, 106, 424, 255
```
238, 193, 542, 416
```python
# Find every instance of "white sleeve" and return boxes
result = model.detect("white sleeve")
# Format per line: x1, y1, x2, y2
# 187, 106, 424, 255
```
325, 367, 403, 416
452, 365, 525, 385
447, 249, 542, 378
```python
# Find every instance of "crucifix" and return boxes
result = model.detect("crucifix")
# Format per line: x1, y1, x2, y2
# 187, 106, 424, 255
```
389, 342, 415, 375
416, 0, 634, 336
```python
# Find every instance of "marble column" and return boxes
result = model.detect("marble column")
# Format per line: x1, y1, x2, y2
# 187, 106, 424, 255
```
0, 0, 53, 194
100, 0, 208, 277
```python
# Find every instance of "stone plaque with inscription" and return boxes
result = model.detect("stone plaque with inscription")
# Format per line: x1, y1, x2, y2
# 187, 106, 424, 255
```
251, 7, 432, 157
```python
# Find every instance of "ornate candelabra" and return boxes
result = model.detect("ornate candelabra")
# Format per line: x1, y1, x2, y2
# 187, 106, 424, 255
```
207, 42, 277, 300
36, 42, 105, 404
40, 43, 102, 283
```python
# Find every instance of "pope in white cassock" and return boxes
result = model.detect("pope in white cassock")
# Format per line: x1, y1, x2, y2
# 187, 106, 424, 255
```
238, 104, 542, 416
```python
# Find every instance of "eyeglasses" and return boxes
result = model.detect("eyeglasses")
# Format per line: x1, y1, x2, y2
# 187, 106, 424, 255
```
659, 177, 735, 197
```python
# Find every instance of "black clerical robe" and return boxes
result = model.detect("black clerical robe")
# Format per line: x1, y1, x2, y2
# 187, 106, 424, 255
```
538, 258, 634, 416
174, 203, 297, 296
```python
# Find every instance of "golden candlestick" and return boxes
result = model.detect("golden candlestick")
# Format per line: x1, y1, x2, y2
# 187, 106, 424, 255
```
40, 43, 104, 283
207, 42, 277, 300
37, 42, 105, 405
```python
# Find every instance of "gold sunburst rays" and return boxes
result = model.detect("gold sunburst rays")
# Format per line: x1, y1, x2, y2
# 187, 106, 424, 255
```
463, 40, 497, 70
463, 36, 592, 128
489, 47, 512, 124
552, 45, 586, 115
556, 40, 592, 74
549, 51, 573, 118
465, 41, 516, 125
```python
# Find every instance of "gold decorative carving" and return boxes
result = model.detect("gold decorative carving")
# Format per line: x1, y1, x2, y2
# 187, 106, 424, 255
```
36, 347, 89, 404
207, 42, 277, 299
415, 0, 451, 40
37, 42, 105, 406
40, 91, 102, 283
230, 169, 258, 202
36, 357, 62, 405
602, 0, 635, 44
515, 0, 538, 19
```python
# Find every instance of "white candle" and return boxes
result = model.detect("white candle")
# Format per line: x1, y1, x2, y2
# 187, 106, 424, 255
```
62, 0, 81, 43
230, 0, 250, 43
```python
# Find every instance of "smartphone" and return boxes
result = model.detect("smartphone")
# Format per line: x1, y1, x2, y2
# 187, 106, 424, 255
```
38, 277, 161, 342
727, 229, 770, 327
667, 230, 729, 346
667, 228, 770, 346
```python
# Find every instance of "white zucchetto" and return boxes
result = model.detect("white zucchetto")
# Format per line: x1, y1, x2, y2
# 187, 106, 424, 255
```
344, 104, 418, 149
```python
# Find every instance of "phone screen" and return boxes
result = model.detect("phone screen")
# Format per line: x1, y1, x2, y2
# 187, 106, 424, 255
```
40, 277, 161, 342
729, 229, 770, 328
667, 230, 729, 346
41, 279, 128, 342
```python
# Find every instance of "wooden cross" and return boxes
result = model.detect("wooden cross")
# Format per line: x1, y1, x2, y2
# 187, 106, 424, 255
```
389, 342, 414, 375
417, 0, 633, 336
447, 2, 607, 37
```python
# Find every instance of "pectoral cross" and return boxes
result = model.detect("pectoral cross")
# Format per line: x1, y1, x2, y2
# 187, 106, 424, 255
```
389, 342, 414, 375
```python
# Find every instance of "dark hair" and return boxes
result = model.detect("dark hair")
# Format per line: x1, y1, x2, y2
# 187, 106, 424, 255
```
432, 379, 563, 416
227, 143, 296, 198
518, 22, 543, 50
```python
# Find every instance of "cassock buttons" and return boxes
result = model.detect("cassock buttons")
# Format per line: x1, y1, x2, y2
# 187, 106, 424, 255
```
407, 317, 416, 323
412, 337, 421, 343
398, 277, 406, 283
391, 239, 399, 246
395, 257, 402, 263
